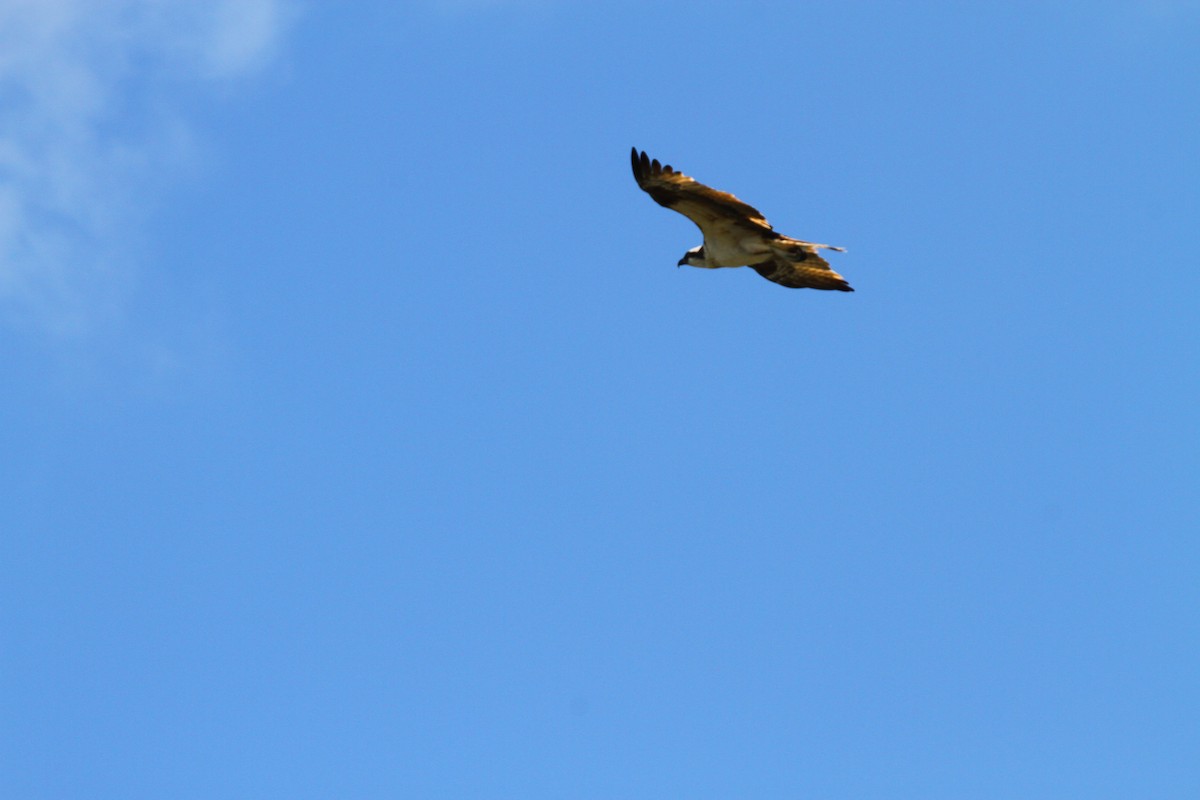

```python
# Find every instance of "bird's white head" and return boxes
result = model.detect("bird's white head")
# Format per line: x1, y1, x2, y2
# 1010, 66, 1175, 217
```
677, 245, 705, 268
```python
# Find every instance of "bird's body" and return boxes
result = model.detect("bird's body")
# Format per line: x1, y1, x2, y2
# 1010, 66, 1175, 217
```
630, 148, 853, 291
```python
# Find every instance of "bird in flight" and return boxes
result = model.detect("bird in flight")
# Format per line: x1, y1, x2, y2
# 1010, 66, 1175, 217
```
631, 148, 853, 291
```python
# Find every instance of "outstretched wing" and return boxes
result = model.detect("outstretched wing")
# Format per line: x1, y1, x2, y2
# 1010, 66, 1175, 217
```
631, 148, 773, 234
751, 251, 854, 292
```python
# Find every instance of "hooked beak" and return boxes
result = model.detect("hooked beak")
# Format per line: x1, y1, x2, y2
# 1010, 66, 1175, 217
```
676, 256, 687, 267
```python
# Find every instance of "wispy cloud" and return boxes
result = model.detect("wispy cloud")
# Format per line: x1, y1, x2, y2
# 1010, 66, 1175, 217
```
1132, 0, 1200, 15
418, 0, 562, 11
0, 0, 293, 335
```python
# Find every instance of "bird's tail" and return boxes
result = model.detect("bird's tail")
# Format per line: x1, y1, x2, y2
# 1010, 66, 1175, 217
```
775, 236, 846, 254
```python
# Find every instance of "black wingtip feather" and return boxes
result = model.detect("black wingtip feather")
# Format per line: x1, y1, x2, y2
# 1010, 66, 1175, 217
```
633, 149, 653, 186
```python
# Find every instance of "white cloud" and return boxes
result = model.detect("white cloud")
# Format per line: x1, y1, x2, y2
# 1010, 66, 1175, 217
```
0, 0, 293, 335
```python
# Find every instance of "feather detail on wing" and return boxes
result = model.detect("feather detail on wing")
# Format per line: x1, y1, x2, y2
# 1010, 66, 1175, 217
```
751, 248, 854, 292
631, 148, 772, 233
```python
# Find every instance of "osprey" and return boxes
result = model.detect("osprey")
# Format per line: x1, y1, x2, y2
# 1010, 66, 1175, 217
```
631, 148, 853, 291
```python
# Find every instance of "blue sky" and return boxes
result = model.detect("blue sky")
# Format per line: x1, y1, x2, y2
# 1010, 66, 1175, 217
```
2, 1, 1198, 797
